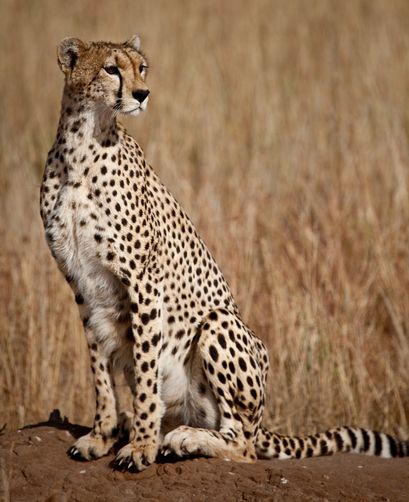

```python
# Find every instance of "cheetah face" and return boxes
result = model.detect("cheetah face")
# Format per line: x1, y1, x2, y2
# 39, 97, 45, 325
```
57, 35, 150, 117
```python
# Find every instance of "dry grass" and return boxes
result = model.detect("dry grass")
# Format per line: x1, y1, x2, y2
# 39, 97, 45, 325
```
1, 0, 409, 437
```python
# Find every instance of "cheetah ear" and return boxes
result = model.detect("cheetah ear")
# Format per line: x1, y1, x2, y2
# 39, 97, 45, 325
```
126, 34, 141, 51
57, 38, 86, 74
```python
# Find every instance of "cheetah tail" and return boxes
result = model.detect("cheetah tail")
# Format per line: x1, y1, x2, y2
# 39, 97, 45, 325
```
256, 425, 409, 459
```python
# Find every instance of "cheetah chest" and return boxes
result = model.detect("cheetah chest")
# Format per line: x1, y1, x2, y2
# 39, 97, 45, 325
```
44, 183, 125, 313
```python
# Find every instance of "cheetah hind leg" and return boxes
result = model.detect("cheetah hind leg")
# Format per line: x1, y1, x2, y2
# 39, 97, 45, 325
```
161, 425, 254, 462
162, 310, 265, 463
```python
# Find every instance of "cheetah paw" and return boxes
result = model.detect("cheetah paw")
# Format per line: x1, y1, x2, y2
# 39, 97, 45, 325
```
112, 441, 158, 472
161, 426, 205, 458
67, 432, 115, 461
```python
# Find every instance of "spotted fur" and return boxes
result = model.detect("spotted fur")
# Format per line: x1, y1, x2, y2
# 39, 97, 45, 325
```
40, 36, 409, 472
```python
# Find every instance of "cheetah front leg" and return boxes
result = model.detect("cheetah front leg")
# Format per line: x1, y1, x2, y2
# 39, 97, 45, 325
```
68, 324, 120, 461
113, 274, 164, 472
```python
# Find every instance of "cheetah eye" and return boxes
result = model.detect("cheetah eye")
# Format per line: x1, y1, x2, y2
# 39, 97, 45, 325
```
139, 64, 147, 75
104, 65, 119, 75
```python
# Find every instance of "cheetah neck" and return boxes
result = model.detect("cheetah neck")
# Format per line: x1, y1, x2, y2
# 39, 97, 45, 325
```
57, 91, 120, 149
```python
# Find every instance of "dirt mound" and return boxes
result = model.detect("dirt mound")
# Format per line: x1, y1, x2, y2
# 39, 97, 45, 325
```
0, 411, 408, 501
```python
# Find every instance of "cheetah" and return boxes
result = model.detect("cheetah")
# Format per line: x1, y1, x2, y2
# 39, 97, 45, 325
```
40, 35, 409, 472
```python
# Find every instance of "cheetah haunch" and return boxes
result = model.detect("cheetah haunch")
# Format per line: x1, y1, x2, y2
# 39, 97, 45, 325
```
40, 36, 408, 472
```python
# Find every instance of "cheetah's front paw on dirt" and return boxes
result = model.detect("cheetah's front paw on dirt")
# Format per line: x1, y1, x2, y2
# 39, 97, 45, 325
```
67, 432, 116, 461
112, 441, 158, 472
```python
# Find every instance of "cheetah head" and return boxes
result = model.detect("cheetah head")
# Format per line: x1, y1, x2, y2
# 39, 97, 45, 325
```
57, 35, 149, 116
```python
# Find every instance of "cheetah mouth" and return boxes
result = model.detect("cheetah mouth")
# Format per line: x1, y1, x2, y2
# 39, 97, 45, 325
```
123, 101, 148, 116
126, 107, 142, 116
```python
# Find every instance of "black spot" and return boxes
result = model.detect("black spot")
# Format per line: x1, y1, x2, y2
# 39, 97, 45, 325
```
361, 428, 370, 452
320, 439, 328, 456
387, 434, 397, 457
217, 372, 226, 384
209, 345, 219, 362
217, 333, 227, 349
209, 311, 218, 321
75, 293, 84, 304
151, 334, 161, 346
347, 428, 357, 449
142, 341, 150, 352
373, 431, 382, 456
238, 357, 247, 372
141, 313, 150, 325
334, 431, 344, 451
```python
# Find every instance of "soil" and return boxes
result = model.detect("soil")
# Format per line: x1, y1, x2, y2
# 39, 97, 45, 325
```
1, 411, 408, 501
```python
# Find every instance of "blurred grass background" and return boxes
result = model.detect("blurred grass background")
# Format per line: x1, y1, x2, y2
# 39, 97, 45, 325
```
1, 0, 409, 437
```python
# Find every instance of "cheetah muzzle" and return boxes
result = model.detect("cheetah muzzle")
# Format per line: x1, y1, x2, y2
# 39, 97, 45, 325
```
40, 35, 409, 472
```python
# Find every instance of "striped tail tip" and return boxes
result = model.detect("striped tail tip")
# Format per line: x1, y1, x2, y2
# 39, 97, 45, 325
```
256, 426, 409, 459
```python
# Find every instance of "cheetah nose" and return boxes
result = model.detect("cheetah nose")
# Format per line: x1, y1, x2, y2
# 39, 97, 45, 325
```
132, 89, 150, 103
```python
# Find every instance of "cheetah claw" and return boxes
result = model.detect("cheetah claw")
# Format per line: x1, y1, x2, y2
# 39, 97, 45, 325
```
67, 446, 87, 461
112, 455, 137, 472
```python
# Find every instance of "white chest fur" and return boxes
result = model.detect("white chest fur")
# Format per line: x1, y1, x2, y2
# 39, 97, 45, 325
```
44, 180, 129, 349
